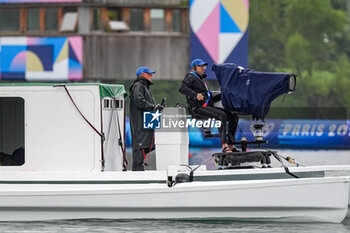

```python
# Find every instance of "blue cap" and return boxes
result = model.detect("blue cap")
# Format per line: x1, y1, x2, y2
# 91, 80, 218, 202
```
136, 66, 156, 77
191, 59, 208, 68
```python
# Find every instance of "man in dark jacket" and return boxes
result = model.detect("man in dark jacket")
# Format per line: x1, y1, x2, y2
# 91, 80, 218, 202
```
179, 59, 239, 153
129, 66, 163, 171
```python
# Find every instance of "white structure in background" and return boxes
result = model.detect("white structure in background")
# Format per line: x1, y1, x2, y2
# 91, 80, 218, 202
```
155, 107, 189, 170
0, 83, 349, 223
60, 12, 78, 32
109, 21, 129, 32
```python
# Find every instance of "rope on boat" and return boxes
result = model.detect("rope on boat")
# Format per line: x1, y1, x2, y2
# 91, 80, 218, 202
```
54, 85, 104, 138
54, 84, 106, 170
113, 98, 128, 171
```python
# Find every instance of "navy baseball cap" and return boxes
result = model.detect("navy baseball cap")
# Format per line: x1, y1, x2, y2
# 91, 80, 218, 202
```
191, 59, 208, 68
136, 66, 156, 77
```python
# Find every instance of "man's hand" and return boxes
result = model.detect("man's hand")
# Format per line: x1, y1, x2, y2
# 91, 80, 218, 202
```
153, 104, 164, 112
196, 93, 204, 101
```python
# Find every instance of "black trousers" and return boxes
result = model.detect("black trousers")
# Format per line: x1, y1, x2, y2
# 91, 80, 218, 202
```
194, 106, 238, 144
132, 148, 155, 171
132, 149, 145, 171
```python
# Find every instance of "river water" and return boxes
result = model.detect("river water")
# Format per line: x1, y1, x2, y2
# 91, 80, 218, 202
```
0, 149, 350, 232
2, 218, 350, 233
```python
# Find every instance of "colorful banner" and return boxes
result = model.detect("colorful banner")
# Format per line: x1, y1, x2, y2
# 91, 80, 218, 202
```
0, 0, 80, 3
0, 37, 83, 81
190, 0, 249, 79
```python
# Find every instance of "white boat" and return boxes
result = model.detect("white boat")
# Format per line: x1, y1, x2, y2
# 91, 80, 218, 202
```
0, 83, 349, 223
0, 174, 347, 223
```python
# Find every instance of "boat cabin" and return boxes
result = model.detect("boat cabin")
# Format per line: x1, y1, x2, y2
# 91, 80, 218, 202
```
0, 83, 190, 172
0, 83, 127, 172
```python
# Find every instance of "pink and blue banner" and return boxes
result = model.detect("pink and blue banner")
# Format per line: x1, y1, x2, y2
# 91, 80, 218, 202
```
0, 37, 83, 81
190, 0, 249, 79
0, 0, 80, 3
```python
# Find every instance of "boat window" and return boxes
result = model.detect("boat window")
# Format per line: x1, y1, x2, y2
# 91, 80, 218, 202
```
114, 100, 123, 109
103, 99, 113, 109
0, 97, 25, 166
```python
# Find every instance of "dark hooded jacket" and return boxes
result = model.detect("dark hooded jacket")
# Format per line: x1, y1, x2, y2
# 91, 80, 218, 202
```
178, 72, 221, 109
129, 77, 156, 151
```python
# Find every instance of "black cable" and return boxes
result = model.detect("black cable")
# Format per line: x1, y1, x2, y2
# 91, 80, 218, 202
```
180, 164, 193, 170
272, 152, 299, 178
283, 166, 299, 178
179, 156, 214, 182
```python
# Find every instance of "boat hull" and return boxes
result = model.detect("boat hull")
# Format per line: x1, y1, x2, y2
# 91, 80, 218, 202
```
0, 177, 348, 223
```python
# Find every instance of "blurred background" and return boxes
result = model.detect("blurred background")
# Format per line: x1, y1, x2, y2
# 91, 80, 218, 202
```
1, 0, 349, 108
1, 0, 350, 154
